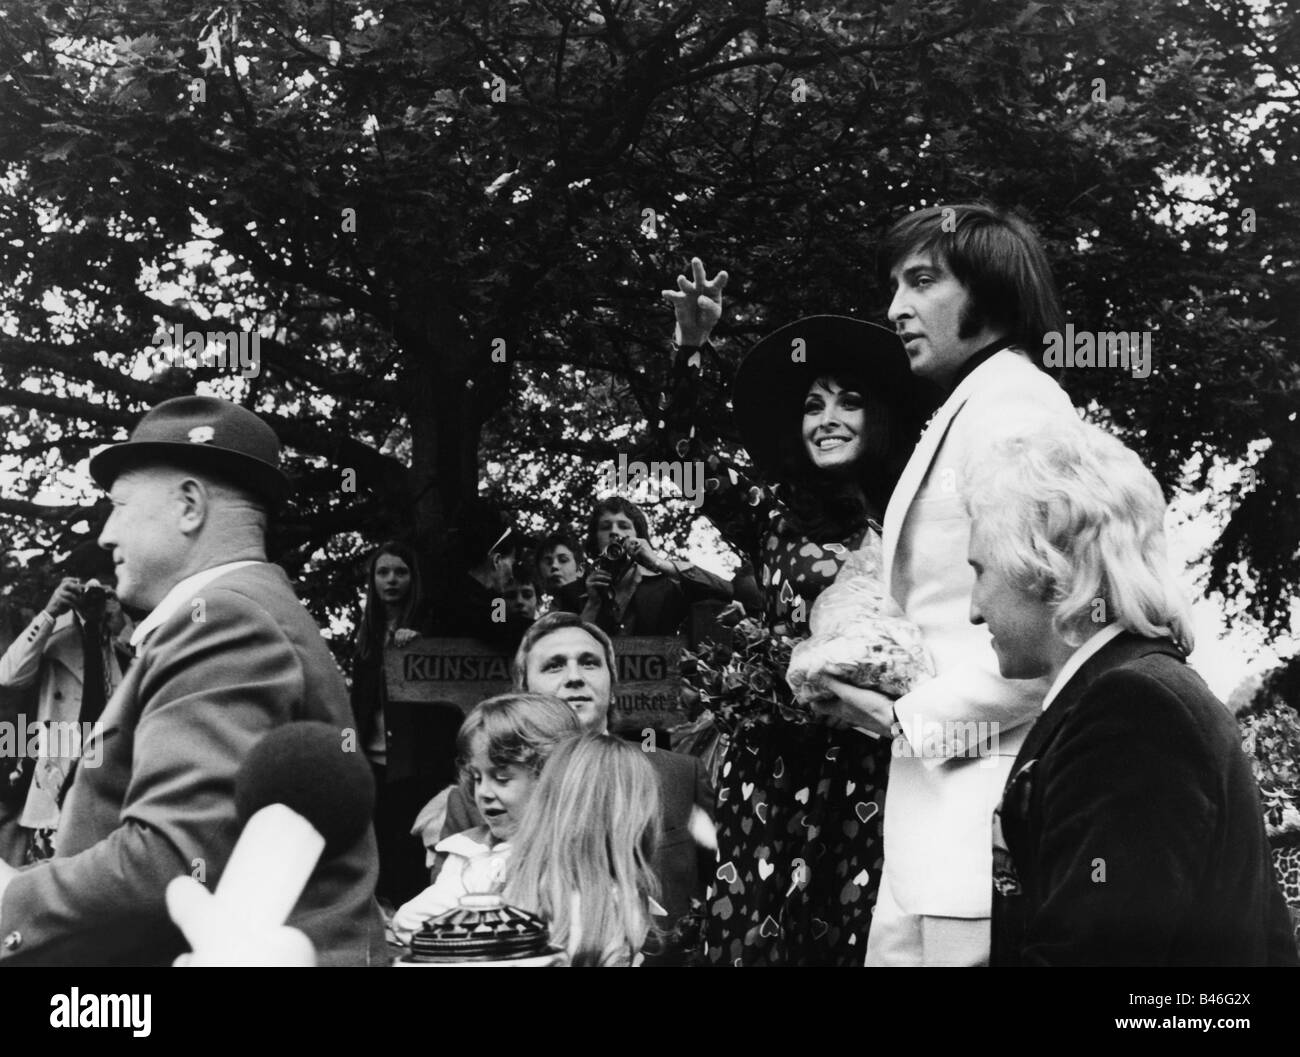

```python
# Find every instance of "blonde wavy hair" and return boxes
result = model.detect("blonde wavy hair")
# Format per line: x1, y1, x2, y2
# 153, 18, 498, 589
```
964, 416, 1194, 652
501, 734, 661, 966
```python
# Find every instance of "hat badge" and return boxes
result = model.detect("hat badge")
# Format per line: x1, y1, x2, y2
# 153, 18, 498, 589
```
188, 426, 216, 444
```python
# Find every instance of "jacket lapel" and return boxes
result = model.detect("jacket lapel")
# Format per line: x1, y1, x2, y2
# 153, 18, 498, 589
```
882, 349, 1027, 595
1009, 632, 1186, 785
882, 391, 967, 593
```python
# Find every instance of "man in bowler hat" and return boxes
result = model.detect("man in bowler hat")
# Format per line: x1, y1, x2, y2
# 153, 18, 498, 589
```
0, 396, 387, 965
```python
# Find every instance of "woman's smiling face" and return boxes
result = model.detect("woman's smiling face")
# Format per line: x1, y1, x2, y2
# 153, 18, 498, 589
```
802, 378, 867, 474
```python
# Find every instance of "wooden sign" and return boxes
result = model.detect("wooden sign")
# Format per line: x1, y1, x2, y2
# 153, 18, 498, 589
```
384, 636, 686, 729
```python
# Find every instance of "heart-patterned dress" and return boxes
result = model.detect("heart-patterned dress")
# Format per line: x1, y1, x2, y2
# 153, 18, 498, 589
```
653, 343, 915, 966
703, 521, 893, 966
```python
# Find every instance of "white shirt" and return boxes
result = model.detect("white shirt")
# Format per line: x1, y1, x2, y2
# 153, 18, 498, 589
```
391, 827, 512, 944
129, 560, 263, 653
1040, 623, 1125, 713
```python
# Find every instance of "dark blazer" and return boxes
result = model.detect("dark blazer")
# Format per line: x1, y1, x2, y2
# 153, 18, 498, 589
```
440, 745, 713, 929
992, 632, 1299, 967
0, 563, 388, 966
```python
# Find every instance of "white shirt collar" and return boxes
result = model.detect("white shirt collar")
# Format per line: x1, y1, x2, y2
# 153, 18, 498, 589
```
1040, 623, 1125, 712
129, 560, 263, 652
434, 827, 502, 858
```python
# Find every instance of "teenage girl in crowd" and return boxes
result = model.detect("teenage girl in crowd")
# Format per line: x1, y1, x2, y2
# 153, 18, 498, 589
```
351, 541, 457, 906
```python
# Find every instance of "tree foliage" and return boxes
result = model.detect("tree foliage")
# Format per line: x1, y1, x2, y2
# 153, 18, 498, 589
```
0, 0, 1296, 644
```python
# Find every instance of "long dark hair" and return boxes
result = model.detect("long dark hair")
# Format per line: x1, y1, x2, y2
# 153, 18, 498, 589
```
771, 371, 909, 541
878, 203, 1064, 350
354, 540, 422, 661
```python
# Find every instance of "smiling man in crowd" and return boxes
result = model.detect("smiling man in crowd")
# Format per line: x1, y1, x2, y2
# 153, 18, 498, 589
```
435, 611, 713, 945
0, 396, 386, 965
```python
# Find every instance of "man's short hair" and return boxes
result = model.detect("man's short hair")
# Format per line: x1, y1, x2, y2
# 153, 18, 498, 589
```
535, 529, 586, 569
121, 463, 268, 530
585, 496, 649, 556
512, 611, 619, 714
963, 417, 1193, 651
880, 203, 1065, 349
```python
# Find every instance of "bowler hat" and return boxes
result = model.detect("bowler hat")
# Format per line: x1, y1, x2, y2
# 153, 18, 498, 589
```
732, 315, 939, 479
89, 395, 290, 505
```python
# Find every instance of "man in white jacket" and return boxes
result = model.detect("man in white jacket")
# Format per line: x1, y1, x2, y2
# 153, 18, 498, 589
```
0, 550, 133, 863
821, 203, 1078, 965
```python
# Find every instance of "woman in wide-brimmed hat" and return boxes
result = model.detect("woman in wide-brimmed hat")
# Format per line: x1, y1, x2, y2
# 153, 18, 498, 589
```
659, 258, 939, 966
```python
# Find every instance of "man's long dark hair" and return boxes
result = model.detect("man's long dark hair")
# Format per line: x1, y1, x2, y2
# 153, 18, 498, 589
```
878, 203, 1065, 350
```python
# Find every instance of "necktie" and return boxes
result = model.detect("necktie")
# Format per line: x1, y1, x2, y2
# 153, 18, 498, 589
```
78, 615, 108, 726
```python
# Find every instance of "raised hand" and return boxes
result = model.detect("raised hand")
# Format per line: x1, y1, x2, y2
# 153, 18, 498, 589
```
661, 257, 728, 347
44, 577, 82, 618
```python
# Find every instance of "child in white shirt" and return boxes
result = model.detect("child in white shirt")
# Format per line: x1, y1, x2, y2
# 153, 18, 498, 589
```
391, 693, 580, 944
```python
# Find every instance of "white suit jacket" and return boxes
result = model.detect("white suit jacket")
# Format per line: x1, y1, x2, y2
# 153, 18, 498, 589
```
880, 348, 1076, 918
0, 611, 131, 830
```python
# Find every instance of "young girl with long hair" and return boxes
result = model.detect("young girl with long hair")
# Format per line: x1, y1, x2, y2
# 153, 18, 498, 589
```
502, 733, 664, 966
391, 693, 580, 943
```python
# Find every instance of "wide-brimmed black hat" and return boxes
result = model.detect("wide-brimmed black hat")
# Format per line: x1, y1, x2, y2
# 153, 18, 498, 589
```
732, 314, 939, 479
88, 395, 290, 505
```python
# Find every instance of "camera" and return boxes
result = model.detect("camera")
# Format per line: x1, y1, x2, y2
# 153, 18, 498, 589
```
594, 540, 632, 581
76, 582, 109, 619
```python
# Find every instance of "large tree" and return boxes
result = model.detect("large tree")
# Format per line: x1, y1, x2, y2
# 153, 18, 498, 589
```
0, 0, 1296, 646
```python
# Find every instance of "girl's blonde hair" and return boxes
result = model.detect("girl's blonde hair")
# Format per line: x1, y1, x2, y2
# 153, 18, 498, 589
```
454, 693, 582, 802
502, 734, 662, 966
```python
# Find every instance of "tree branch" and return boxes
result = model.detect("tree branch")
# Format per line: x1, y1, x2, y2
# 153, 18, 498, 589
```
0, 497, 90, 521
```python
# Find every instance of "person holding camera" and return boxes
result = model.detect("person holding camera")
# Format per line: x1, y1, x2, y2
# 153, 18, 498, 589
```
0, 544, 133, 863
554, 496, 731, 639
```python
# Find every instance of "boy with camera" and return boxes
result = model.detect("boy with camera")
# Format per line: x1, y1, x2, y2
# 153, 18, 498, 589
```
555, 496, 731, 639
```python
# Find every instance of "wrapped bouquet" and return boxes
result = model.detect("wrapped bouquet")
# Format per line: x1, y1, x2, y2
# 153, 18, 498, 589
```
785, 535, 932, 705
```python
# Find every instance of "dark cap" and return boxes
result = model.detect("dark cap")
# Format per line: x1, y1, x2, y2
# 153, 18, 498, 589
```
88, 395, 290, 505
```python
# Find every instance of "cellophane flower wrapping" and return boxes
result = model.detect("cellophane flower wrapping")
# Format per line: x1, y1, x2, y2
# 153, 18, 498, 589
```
785, 536, 932, 704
